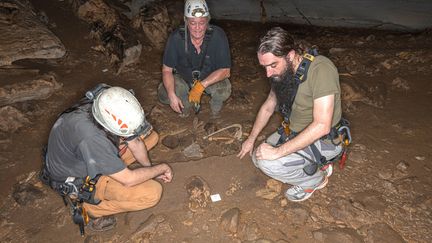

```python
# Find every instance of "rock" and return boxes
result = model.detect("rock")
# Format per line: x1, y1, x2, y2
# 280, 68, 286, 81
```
255, 179, 282, 200
381, 59, 393, 69
220, 207, 240, 233
244, 222, 260, 241
363, 223, 405, 243
76, 0, 141, 73
0, 74, 62, 106
131, 2, 170, 50
12, 182, 44, 206
266, 179, 282, 193
279, 198, 288, 207
0, 0, 65, 66
185, 176, 211, 212
182, 142, 203, 158
162, 135, 179, 149
0, 106, 30, 133
396, 160, 409, 171
285, 205, 310, 225
312, 227, 363, 243
178, 133, 195, 147
366, 35, 376, 41
352, 190, 387, 214
352, 143, 367, 151
382, 181, 397, 193
157, 221, 173, 234
130, 214, 165, 241
391, 77, 410, 91
378, 170, 393, 180
328, 197, 357, 224
348, 152, 364, 164
329, 48, 347, 55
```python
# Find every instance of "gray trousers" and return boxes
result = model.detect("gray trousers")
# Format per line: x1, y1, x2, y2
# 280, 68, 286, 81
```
252, 132, 342, 188
158, 74, 231, 114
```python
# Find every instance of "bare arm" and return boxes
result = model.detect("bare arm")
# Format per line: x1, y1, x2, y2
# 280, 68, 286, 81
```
201, 68, 230, 88
126, 137, 150, 167
237, 90, 277, 158
256, 94, 334, 160
109, 163, 172, 187
162, 65, 175, 97
162, 64, 184, 113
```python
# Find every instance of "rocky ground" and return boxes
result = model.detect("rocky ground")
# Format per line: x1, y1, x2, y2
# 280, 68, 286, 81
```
0, 0, 431, 242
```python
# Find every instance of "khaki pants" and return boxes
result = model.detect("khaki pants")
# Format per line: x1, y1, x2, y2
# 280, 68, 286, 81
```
83, 131, 163, 218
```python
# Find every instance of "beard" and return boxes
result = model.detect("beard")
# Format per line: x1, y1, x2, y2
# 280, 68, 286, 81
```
270, 59, 296, 112
270, 60, 297, 117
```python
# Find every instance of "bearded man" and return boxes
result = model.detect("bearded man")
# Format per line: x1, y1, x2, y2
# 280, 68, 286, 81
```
238, 27, 347, 202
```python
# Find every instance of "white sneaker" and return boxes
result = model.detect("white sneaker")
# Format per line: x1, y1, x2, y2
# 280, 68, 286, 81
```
321, 164, 333, 177
285, 177, 328, 202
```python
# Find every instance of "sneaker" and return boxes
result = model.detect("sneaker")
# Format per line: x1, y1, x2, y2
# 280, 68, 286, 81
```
285, 177, 328, 202
88, 215, 117, 232
321, 164, 333, 177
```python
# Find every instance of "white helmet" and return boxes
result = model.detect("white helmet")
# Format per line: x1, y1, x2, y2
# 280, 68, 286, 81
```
184, 0, 210, 18
92, 87, 150, 137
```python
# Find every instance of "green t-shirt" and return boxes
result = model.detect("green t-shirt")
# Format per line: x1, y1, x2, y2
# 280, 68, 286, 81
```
289, 55, 342, 132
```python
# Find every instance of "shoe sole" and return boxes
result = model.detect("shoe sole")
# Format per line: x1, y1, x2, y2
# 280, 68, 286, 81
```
321, 164, 333, 177
287, 177, 329, 202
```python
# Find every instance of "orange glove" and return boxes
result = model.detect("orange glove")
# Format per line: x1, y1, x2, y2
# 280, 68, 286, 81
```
188, 80, 205, 104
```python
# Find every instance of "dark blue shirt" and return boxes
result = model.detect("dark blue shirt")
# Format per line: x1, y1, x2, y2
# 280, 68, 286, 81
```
163, 25, 231, 84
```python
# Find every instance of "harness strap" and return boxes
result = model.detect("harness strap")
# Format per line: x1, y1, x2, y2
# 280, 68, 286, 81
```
179, 26, 214, 84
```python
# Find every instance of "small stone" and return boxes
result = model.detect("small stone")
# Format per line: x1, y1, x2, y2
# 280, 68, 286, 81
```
329, 48, 346, 55
255, 188, 280, 200
279, 198, 288, 207
381, 60, 392, 69
366, 34, 375, 41
245, 222, 260, 241
202, 224, 209, 231
183, 142, 203, 158
378, 170, 392, 180
415, 156, 425, 161
162, 135, 179, 149
220, 207, 240, 233
396, 160, 409, 171
266, 179, 282, 194
391, 77, 410, 91
12, 182, 44, 206
286, 205, 310, 225
382, 181, 397, 193
352, 143, 366, 151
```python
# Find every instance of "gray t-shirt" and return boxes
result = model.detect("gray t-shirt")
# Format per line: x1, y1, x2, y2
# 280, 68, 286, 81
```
46, 104, 126, 181
163, 25, 231, 84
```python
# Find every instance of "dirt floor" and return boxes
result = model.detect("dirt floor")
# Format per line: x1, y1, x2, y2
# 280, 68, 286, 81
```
1, 1, 432, 242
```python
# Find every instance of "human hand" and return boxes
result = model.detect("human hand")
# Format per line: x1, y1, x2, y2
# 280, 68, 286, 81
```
237, 137, 255, 159
168, 94, 184, 113
255, 143, 281, 161
188, 80, 205, 104
157, 163, 173, 183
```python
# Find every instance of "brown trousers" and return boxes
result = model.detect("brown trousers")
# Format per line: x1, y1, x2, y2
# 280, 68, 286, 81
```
83, 131, 162, 218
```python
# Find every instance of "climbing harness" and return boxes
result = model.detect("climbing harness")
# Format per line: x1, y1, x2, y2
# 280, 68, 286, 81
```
274, 49, 352, 175
39, 150, 101, 236
179, 26, 214, 113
